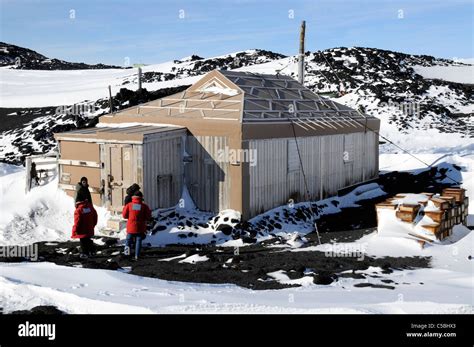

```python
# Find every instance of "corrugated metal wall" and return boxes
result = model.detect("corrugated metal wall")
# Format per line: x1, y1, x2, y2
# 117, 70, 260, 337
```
248, 131, 378, 216
142, 136, 183, 210
185, 135, 231, 212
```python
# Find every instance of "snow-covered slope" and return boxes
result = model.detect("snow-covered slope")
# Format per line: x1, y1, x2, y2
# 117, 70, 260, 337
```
0, 49, 285, 108
0, 42, 122, 70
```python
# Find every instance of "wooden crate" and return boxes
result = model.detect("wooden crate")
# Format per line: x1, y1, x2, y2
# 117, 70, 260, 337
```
399, 204, 421, 214
424, 210, 444, 223
422, 223, 441, 234
396, 210, 416, 222
442, 188, 465, 203
439, 195, 456, 206
375, 202, 397, 210
430, 197, 450, 210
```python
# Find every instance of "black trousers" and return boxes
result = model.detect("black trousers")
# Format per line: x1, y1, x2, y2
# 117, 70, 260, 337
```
79, 237, 94, 254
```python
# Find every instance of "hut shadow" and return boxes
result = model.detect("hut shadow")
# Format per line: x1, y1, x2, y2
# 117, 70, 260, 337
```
183, 134, 226, 213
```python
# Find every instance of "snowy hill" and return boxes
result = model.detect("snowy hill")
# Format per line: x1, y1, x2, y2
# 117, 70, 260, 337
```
0, 42, 122, 70
0, 44, 473, 163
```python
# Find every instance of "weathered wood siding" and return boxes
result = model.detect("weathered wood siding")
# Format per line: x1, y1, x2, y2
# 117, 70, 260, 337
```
142, 135, 184, 210
58, 140, 102, 205
185, 135, 231, 212
248, 131, 378, 216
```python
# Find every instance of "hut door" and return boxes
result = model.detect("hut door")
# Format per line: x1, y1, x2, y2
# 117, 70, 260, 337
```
105, 144, 134, 211
157, 174, 172, 208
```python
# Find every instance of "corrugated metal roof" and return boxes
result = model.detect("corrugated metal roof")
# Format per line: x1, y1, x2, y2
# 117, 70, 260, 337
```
218, 70, 370, 123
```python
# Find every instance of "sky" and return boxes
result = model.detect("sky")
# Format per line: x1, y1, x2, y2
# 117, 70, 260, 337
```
0, 0, 473, 66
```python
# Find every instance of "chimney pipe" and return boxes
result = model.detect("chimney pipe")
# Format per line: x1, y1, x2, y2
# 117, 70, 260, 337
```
298, 20, 306, 85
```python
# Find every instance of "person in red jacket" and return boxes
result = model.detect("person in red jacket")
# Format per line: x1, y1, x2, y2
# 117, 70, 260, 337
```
72, 199, 98, 259
122, 191, 151, 260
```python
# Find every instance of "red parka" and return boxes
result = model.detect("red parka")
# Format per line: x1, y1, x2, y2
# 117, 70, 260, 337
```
122, 196, 152, 234
72, 201, 98, 239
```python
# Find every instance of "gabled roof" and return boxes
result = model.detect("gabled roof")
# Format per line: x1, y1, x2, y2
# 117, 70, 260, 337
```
218, 70, 371, 124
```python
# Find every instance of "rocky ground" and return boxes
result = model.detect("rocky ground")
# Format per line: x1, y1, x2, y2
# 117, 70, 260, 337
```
0, 229, 430, 292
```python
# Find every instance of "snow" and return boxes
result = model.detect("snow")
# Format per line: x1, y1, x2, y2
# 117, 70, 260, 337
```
267, 270, 314, 287
0, 63, 200, 108
96, 122, 185, 129
0, 49, 276, 108
159, 254, 187, 262
0, 163, 109, 246
179, 254, 209, 264
392, 193, 429, 205
0, 260, 471, 314
198, 85, 239, 96
413, 64, 474, 84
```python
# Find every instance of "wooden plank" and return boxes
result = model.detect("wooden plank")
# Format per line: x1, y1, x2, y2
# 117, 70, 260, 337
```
59, 183, 101, 193
408, 232, 434, 243
58, 159, 101, 168
375, 203, 397, 210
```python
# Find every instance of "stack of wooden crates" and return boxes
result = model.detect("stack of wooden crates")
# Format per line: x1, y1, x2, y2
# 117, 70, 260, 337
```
375, 188, 469, 242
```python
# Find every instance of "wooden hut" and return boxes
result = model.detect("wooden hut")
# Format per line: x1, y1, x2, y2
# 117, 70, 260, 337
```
54, 70, 380, 219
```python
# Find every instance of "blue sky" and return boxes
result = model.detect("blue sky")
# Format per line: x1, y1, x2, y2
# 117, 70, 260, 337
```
0, 0, 472, 66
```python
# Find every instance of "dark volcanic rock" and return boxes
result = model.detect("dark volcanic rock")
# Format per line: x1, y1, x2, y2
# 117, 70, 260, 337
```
216, 224, 233, 236
9, 306, 66, 315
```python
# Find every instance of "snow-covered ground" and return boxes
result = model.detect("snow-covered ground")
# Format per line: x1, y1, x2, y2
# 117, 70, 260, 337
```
0, 65, 201, 108
0, 163, 109, 246
0, 256, 471, 314
413, 64, 474, 84
0, 150, 472, 314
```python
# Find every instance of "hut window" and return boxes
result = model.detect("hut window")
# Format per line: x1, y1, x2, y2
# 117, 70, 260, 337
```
287, 139, 300, 173
343, 135, 354, 163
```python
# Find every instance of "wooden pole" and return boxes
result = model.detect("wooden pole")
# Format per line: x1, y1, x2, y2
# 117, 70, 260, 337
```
138, 67, 142, 92
25, 156, 31, 193
108, 85, 114, 113
298, 20, 306, 85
